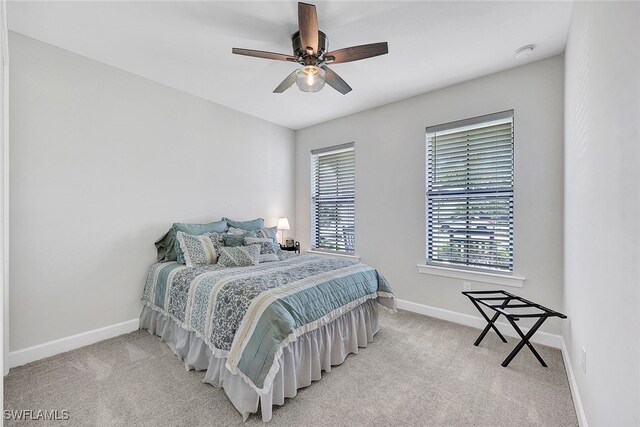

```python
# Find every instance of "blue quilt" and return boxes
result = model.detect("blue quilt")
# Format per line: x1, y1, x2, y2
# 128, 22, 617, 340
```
141, 254, 395, 393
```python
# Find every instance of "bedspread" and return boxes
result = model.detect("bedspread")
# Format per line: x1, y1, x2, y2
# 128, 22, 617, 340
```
141, 254, 395, 393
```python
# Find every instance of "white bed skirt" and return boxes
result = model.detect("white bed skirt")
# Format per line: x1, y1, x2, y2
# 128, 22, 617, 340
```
139, 299, 379, 422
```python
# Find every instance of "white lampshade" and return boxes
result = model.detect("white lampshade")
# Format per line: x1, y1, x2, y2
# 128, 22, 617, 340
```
277, 217, 290, 230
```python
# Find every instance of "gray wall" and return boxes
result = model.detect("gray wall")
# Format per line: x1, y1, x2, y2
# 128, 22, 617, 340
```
8, 32, 295, 351
295, 56, 565, 334
564, 2, 640, 425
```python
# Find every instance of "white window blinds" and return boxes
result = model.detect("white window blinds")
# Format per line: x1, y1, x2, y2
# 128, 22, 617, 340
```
311, 143, 355, 254
426, 111, 514, 272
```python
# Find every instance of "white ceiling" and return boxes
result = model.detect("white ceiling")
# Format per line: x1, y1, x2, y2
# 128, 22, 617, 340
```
7, 1, 573, 130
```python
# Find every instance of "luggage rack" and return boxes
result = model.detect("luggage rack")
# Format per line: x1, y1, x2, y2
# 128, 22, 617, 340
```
462, 290, 567, 367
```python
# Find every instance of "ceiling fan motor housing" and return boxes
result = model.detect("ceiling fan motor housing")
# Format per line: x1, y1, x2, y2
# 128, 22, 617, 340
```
291, 30, 328, 60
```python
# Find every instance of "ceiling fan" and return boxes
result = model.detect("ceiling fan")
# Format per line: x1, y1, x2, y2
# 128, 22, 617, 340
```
232, 2, 389, 95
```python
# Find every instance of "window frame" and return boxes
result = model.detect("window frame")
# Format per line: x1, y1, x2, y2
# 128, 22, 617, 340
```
310, 142, 356, 255
425, 110, 515, 275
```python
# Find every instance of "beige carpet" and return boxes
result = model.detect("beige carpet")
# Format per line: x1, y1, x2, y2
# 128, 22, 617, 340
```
4, 309, 577, 426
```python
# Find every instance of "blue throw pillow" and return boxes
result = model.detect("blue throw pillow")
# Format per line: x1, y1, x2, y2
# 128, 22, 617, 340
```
223, 230, 259, 247
222, 217, 265, 231
173, 220, 228, 235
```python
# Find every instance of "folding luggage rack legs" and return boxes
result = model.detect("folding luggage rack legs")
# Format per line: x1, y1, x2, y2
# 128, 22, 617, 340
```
462, 290, 567, 367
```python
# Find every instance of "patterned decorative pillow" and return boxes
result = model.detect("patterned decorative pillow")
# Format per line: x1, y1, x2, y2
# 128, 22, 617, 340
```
173, 220, 227, 264
244, 237, 279, 262
217, 244, 261, 267
256, 226, 282, 255
223, 230, 259, 247
176, 231, 222, 267
154, 219, 228, 263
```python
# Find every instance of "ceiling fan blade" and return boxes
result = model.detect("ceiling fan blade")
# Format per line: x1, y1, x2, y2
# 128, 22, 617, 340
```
273, 70, 298, 93
298, 2, 319, 55
324, 42, 389, 64
232, 48, 297, 62
321, 66, 352, 95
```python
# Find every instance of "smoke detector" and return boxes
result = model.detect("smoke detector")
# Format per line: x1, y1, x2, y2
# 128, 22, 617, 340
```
515, 45, 535, 59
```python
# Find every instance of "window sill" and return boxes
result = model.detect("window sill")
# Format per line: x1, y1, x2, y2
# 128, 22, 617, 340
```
306, 250, 361, 262
417, 264, 525, 288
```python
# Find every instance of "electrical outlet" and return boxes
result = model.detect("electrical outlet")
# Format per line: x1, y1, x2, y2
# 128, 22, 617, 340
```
463, 281, 472, 291
581, 347, 587, 374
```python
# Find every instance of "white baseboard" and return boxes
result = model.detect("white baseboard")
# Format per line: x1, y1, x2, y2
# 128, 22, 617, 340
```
396, 299, 589, 425
396, 299, 563, 348
7, 318, 139, 371
5, 301, 587, 426
561, 339, 588, 427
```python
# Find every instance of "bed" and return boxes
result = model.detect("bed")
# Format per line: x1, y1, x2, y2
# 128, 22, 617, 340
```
139, 252, 395, 421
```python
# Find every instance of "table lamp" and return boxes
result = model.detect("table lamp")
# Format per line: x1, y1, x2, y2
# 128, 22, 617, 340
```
276, 217, 290, 245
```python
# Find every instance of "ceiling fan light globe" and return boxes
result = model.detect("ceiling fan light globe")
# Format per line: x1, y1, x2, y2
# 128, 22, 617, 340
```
295, 65, 326, 93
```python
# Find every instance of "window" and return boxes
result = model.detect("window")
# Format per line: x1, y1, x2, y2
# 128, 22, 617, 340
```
311, 143, 355, 254
426, 111, 514, 273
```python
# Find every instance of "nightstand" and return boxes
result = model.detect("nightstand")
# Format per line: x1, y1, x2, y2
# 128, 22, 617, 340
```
280, 242, 300, 254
